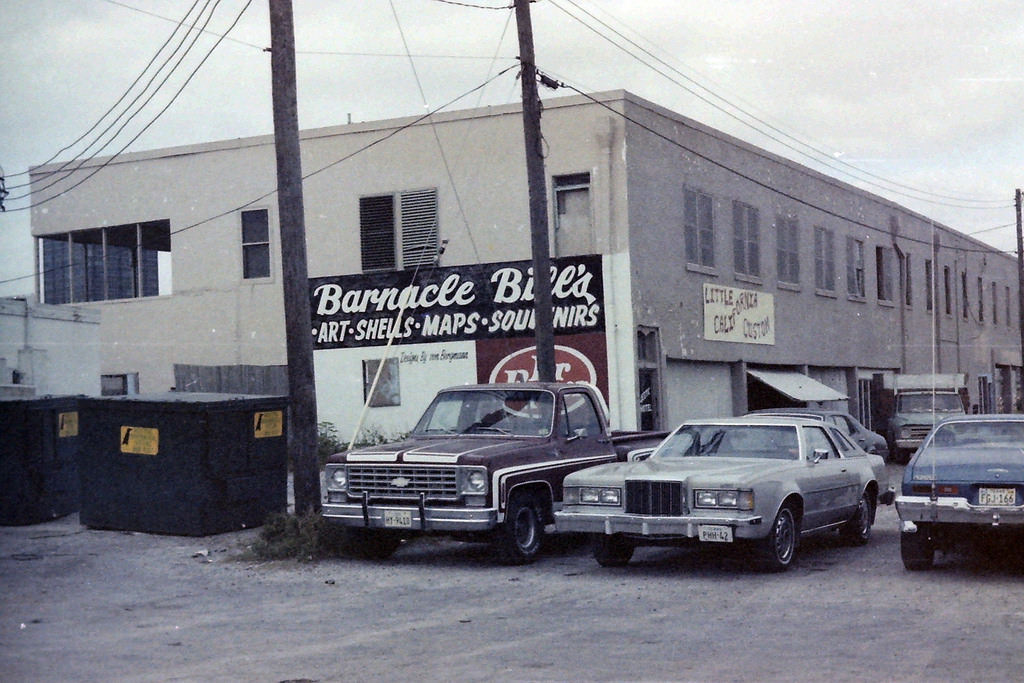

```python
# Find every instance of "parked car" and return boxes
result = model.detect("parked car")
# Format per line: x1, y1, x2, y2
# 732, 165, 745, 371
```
321, 383, 667, 564
554, 416, 892, 571
747, 408, 889, 460
895, 414, 1024, 570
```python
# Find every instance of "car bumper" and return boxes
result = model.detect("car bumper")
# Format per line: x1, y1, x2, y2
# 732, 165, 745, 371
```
895, 495, 1024, 526
322, 501, 497, 532
553, 509, 765, 539
894, 439, 923, 450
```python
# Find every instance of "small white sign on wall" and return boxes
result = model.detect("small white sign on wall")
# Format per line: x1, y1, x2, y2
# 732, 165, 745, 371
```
703, 283, 775, 345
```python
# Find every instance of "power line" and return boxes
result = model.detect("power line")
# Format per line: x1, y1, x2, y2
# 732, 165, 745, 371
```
8, 0, 254, 212
548, 0, 1011, 210
9, 0, 225, 199
548, 77, 1015, 258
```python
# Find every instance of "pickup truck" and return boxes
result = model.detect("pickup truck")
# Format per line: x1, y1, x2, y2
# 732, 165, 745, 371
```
886, 375, 966, 463
321, 382, 666, 564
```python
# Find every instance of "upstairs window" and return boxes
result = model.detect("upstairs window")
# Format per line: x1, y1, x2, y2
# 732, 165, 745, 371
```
39, 220, 169, 304
846, 237, 865, 297
943, 266, 952, 315
875, 246, 894, 302
553, 173, 592, 256
925, 259, 933, 311
732, 201, 760, 277
360, 188, 438, 272
813, 226, 834, 291
241, 209, 271, 279
776, 215, 799, 284
684, 188, 714, 267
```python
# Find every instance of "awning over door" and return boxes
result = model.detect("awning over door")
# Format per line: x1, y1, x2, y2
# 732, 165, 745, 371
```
747, 368, 847, 402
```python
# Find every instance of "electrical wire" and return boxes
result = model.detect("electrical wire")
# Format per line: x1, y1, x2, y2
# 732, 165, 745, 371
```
9, 0, 254, 211
548, 76, 1017, 257
5, 0, 207, 189
548, 0, 1011, 210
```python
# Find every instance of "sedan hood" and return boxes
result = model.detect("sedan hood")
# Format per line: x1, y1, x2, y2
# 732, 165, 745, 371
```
566, 456, 793, 486
909, 447, 1024, 482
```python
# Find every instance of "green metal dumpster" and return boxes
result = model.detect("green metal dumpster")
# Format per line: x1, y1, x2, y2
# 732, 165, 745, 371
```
0, 395, 82, 525
77, 393, 288, 535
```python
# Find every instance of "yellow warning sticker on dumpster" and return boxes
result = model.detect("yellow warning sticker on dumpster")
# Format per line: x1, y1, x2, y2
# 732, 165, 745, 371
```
58, 411, 79, 438
253, 411, 283, 438
120, 426, 159, 455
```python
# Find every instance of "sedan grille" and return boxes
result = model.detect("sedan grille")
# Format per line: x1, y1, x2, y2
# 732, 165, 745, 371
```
625, 480, 685, 516
347, 466, 459, 500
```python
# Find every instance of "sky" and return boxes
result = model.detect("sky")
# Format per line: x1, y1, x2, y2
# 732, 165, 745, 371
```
1, 0, 1021, 297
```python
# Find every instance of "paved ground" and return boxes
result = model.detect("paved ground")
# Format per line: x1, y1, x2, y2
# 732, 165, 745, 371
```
3, 467, 1024, 682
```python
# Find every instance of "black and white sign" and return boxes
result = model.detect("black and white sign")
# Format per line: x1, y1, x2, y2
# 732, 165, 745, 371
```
309, 255, 605, 349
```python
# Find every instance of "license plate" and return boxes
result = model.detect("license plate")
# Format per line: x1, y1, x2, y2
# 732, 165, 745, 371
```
698, 524, 733, 543
383, 509, 413, 528
978, 487, 1016, 506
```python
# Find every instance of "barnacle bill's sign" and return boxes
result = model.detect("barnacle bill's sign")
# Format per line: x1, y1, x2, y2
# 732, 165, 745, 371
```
310, 255, 604, 349
703, 283, 775, 345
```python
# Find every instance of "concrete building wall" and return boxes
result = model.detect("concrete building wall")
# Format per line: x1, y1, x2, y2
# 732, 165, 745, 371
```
0, 298, 100, 396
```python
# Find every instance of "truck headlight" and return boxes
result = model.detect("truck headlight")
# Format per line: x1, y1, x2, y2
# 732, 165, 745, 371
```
899, 426, 913, 439
695, 489, 754, 510
325, 466, 347, 490
459, 467, 488, 495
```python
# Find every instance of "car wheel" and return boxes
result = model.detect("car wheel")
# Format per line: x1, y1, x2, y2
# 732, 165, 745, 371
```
840, 491, 874, 546
900, 524, 935, 570
755, 505, 798, 572
593, 534, 634, 567
495, 492, 544, 565
338, 527, 403, 560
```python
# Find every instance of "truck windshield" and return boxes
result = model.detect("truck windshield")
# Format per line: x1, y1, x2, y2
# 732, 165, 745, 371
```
897, 393, 963, 413
413, 389, 554, 437
653, 424, 800, 460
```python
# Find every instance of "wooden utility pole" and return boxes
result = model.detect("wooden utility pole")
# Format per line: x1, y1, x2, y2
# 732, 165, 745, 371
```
514, 0, 556, 382
269, 0, 319, 514
1016, 188, 1024, 411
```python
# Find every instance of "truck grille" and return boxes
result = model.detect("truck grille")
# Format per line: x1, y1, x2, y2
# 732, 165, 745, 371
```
907, 426, 933, 440
347, 466, 459, 500
625, 480, 685, 516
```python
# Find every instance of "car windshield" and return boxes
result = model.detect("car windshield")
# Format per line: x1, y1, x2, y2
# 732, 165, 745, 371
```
413, 389, 554, 437
897, 393, 963, 413
653, 424, 800, 460
927, 420, 1024, 449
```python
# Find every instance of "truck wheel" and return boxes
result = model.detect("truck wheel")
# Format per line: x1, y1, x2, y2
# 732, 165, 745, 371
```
839, 491, 874, 546
593, 534, 634, 567
339, 527, 402, 560
900, 524, 934, 570
754, 505, 798, 572
495, 492, 544, 565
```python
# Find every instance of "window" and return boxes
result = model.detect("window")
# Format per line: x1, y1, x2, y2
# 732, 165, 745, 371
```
846, 237, 865, 297
943, 266, 952, 315
684, 188, 714, 267
241, 209, 271, 279
992, 282, 998, 325
901, 253, 912, 306
978, 277, 984, 322
776, 215, 799, 284
875, 246, 894, 302
637, 327, 661, 431
1007, 285, 1012, 327
40, 221, 169, 304
363, 357, 400, 407
813, 226, 834, 291
924, 259, 933, 311
553, 173, 592, 256
360, 188, 439, 272
961, 271, 969, 320
804, 426, 838, 459
732, 201, 760, 277
101, 373, 139, 396
562, 391, 603, 438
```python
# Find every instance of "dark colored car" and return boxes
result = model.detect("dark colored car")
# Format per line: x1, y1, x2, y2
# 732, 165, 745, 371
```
747, 408, 889, 460
895, 414, 1024, 570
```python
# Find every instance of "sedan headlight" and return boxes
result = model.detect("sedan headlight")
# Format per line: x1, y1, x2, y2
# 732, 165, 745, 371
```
565, 485, 621, 506
324, 466, 347, 490
694, 488, 754, 510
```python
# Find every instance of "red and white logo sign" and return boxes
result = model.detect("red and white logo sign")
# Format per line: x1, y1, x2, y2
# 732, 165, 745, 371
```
488, 345, 598, 385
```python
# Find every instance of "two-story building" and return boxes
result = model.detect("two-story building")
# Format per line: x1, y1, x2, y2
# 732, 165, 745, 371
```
28, 90, 1022, 439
